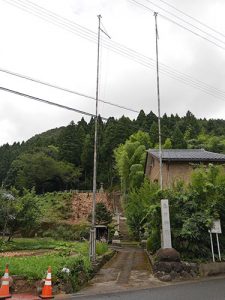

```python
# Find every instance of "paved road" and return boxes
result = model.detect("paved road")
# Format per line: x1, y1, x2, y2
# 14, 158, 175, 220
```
77, 246, 164, 296
69, 277, 225, 300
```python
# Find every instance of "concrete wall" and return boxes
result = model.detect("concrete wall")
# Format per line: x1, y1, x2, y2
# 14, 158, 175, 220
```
199, 262, 225, 276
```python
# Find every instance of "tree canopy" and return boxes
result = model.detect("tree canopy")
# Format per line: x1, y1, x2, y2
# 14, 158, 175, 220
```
4, 151, 80, 193
114, 131, 152, 193
1, 110, 225, 193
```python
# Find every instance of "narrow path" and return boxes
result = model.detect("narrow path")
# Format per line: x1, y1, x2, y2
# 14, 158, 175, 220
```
79, 246, 166, 296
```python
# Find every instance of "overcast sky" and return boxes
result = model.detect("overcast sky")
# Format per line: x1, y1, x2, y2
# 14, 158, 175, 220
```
0, 0, 225, 145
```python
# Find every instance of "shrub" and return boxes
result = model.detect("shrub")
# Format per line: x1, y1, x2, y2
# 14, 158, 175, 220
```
146, 230, 160, 253
56, 256, 92, 293
126, 165, 225, 260
41, 223, 90, 241
88, 203, 112, 225
96, 242, 108, 256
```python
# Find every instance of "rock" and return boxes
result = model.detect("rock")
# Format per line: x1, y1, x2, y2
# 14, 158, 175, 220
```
112, 239, 121, 247
155, 261, 172, 273
140, 240, 147, 248
52, 284, 60, 294
156, 248, 180, 262
160, 274, 172, 282
181, 270, 192, 279
182, 262, 191, 272
171, 262, 183, 273
170, 270, 178, 279
189, 263, 198, 273
155, 271, 165, 278
190, 270, 197, 277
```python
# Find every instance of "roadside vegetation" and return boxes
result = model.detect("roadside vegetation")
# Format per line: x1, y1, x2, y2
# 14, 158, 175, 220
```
0, 238, 108, 292
1, 110, 225, 284
0, 239, 108, 280
0, 189, 110, 292
113, 129, 225, 261
123, 165, 225, 260
0, 189, 90, 242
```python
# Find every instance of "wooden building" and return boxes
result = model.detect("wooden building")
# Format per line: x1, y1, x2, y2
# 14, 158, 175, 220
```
145, 149, 225, 188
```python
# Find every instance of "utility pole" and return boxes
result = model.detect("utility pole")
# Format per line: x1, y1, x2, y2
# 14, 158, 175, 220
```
154, 12, 163, 190
89, 14, 101, 262
89, 15, 110, 262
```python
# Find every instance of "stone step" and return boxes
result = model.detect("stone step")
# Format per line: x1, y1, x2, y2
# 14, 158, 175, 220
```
119, 219, 133, 241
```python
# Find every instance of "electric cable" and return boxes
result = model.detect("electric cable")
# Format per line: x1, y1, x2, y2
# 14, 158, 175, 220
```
156, 0, 225, 39
0, 68, 139, 113
129, 0, 225, 51
143, 0, 225, 46
3, 0, 98, 43
0, 86, 108, 120
3, 0, 225, 102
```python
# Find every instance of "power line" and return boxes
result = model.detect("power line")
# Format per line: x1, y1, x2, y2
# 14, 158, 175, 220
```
16, 0, 225, 98
129, 0, 225, 51
156, 0, 225, 39
3, 0, 225, 102
143, 0, 225, 46
0, 86, 108, 120
160, 14, 225, 51
3, 0, 97, 43
3, 60, 225, 110
0, 68, 139, 113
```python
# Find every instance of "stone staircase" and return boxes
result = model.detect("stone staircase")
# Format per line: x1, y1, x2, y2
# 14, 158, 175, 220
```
119, 217, 131, 241
112, 192, 136, 244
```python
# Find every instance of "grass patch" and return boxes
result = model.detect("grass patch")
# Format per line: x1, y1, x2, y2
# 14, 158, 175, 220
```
37, 192, 73, 222
0, 253, 90, 280
0, 238, 108, 256
96, 242, 109, 256
0, 238, 87, 252
0, 239, 109, 282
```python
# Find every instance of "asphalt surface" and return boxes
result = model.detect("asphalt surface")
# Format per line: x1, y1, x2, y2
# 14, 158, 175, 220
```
77, 246, 164, 296
69, 277, 225, 300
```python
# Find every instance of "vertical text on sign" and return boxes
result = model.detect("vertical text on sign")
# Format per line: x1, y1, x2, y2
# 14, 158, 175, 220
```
161, 199, 172, 248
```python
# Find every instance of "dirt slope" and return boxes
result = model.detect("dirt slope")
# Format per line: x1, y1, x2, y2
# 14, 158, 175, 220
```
70, 192, 113, 223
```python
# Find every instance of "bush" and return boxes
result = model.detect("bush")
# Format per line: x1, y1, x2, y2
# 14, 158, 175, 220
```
41, 223, 90, 241
96, 242, 108, 256
56, 256, 92, 293
88, 203, 112, 225
146, 230, 160, 253
146, 237, 152, 252
0, 189, 40, 240
126, 165, 225, 260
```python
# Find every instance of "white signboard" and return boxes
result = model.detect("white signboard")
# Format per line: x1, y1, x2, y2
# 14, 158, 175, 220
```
210, 220, 222, 234
161, 199, 172, 248
208, 219, 222, 262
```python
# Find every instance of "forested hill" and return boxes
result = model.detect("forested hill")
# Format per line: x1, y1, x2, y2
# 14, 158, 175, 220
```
1, 110, 225, 193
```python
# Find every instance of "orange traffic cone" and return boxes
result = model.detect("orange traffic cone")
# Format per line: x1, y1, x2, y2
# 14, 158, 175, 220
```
0, 264, 11, 299
39, 266, 54, 299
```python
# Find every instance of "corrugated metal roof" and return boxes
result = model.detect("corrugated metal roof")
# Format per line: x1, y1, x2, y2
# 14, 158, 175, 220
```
147, 149, 225, 162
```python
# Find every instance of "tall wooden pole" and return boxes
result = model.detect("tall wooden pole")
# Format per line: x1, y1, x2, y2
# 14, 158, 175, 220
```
154, 12, 163, 190
90, 14, 101, 262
